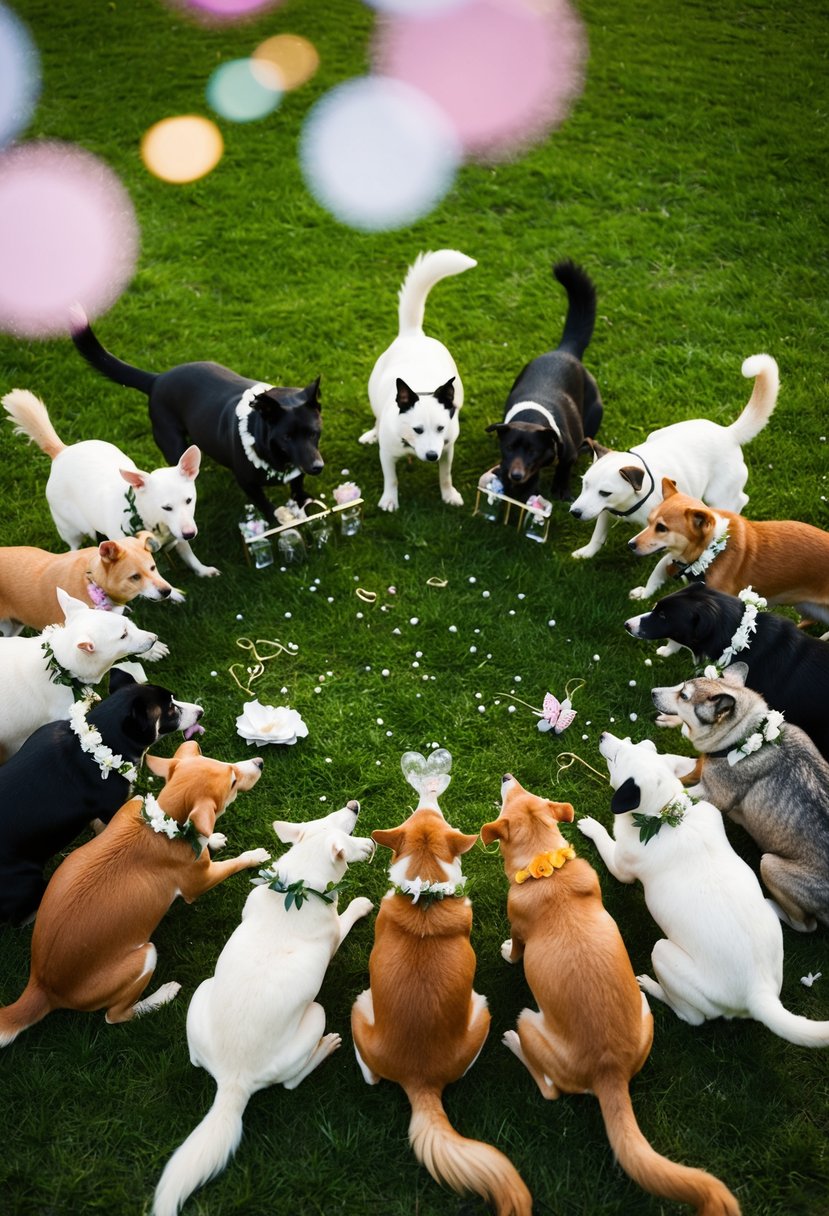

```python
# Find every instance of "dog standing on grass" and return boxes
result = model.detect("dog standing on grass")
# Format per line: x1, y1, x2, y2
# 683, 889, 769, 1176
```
360, 249, 476, 512
481, 774, 740, 1216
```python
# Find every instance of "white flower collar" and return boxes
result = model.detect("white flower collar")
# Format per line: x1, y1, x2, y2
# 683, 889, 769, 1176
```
69, 694, 138, 782
390, 875, 466, 906
631, 790, 696, 843
140, 793, 204, 857
723, 710, 785, 766
235, 383, 299, 482
682, 526, 729, 577
702, 587, 768, 675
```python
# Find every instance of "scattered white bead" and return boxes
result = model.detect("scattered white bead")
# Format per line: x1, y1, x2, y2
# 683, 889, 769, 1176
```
475, 692, 482, 699
431, 742, 439, 749
609, 716, 615, 723
314, 578, 321, 585
320, 795, 327, 802
470, 645, 477, 653
514, 675, 522, 683
309, 585, 317, 592
478, 705, 486, 713
365, 665, 371, 671
582, 733, 588, 740
517, 593, 525, 600
482, 590, 490, 598
313, 687, 321, 694
630, 713, 638, 721
508, 705, 516, 713
509, 609, 515, 616
281, 686, 288, 694
325, 757, 332, 763
415, 650, 423, 658
468, 576, 477, 584
236, 613, 243, 620
412, 661, 420, 668
449, 625, 457, 633
284, 612, 292, 619
644, 658, 653, 667
318, 675, 325, 683
392, 627, 401, 635
548, 619, 556, 627
356, 612, 364, 620
210, 670, 217, 677
592, 654, 600, 662
386, 730, 393, 737
381, 668, 390, 677
422, 674, 429, 681
409, 617, 419, 625
327, 596, 334, 603
494, 699, 500, 705
376, 718, 384, 725
629, 680, 637, 687
404, 553, 410, 561
341, 468, 350, 475
375, 760, 381, 765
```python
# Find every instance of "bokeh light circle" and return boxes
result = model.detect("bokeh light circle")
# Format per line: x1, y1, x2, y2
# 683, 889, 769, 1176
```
253, 33, 319, 91
300, 75, 460, 232
0, 141, 139, 339
0, 2, 40, 147
374, 0, 587, 161
141, 115, 223, 183
365, 0, 466, 13
173, 0, 283, 20
207, 58, 282, 123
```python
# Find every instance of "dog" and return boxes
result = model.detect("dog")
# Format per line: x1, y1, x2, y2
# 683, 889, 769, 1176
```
480, 774, 740, 1215
359, 249, 476, 512
629, 476, 829, 618
579, 733, 829, 1046
0, 532, 179, 636
152, 802, 375, 1216
351, 766, 532, 1216
69, 305, 323, 523
0, 587, 163, 763
652, 665, 829, 932
485, 259, 602, 502
3, 387, 216, 577
0, 741, 268, 1045
0, 669, 203, 925
626, 583, 829, 759
568, 354, 778, 594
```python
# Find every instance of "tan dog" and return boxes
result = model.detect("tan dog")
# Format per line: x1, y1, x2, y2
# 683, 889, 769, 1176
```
351, 805, 532, 1216
481, 775, 740, 1216
0, 531, 178, 635
0, 742, 268, 1045
630, 478, 829, 623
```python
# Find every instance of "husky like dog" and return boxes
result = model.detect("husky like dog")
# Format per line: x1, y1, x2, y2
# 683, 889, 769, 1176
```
486, 259, 602, 502
652, 665, 829, 932
360, 249, 476, 511
568, 354, 778, 596
579, 733, 829, 1046
152, 803, 375, 1216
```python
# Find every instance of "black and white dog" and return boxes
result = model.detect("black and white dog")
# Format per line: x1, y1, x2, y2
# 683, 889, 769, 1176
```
0, 669, 202, 925
486, 260, 602, 502
626, 582, 829, 762
71, 307, 323, 522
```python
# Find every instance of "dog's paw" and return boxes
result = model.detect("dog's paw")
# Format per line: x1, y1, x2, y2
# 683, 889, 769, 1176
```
378, 493, 399, 512
571, 544, 597, 560
577, 816, 601, 841
241, 848, 271, 866
207, 832, 227, 852
197, 565, 221, 578
358, 428, 377, 445
655, 642, 681, 658
501, 939, 517, 963
319, 1032, 342, 1059
654, 712, 681, 728
442, 487, 464, 508
348, 896, 374, 920
629, 586, 649, 601
144, 641, 169, 662
502, 1029, 521, 1055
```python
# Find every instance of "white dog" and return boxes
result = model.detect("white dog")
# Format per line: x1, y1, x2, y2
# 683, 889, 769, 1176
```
152, 802, 375, 1216
359, 249, 476, 512
0, 587, 163, 761
578, 732, 829, 1046
3, 388, 218, 577
568, 354, 778, 598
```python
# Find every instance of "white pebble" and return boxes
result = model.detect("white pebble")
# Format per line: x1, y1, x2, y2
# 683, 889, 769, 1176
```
381, 668, 390, 677
431, 742, 439, 749
313, 687, 321, 695
644, 658, 653, 667
494, 699, 501, 705
325, 757, 332, 763
356, 611, 364, 620
327, 596, 334, 603
404, 553, 410, 561
592, 653, 600, 662
582, 733, 588, 740
210, 670, 217, 677
517, 593, 525, 600
415, 650, 423, 658
392, 627, 401, 635
320, 795, 327, 802
341, 468, 350, 475
410, 617, 419, 625
482, 590, 490, 598
474, 628, 480, 634
318, 675, 325, 683
309, 585, 317, 592
609, 716, 615, 723
629, 680, 637, 687
475, 692, 483, 699
365, 665, 371, 671
629, 713, 638, 722
284, 612, 292, 619
514, 675, 522, 683
386, 730, 393, 737
412, 661, 420, 668
314, 578, 321, 585
468, 576, 477, 584
508, 705, 516, 713
376, 718, 384, 725
470, 645, 477, 653
548, 619, 556, 627
422, 674, 429, 681
236, 613, 243, 620
478, 705, 486, 713
449, 625, 458, 633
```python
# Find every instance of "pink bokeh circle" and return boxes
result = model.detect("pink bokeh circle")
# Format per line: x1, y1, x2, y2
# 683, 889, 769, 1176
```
171, 0, 283, 21
373, 0, 587, 162
0, 142, 139, 339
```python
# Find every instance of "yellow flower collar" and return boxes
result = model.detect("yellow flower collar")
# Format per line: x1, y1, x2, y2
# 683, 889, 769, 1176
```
514, 845, 576, 884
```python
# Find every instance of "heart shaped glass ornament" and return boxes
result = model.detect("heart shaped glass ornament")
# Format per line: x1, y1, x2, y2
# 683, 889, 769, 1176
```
400, 748, 452, 801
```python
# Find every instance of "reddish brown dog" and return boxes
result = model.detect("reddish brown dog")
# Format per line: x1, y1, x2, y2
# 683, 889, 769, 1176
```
481, 775, 740, 1216
0, 742, 268, 1045
631, 478, 829, 624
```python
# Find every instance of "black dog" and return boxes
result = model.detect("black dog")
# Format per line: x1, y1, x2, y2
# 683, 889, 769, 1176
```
71, 309, 323, 522
485, 259, 603, 502
626, 582, 829, 761
0, 670, 202, 925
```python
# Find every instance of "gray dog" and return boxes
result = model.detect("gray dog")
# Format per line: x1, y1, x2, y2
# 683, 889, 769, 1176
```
652, 662, 829, 932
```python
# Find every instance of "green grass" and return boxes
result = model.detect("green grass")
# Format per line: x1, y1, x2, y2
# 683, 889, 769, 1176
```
1, 0, 828, 1213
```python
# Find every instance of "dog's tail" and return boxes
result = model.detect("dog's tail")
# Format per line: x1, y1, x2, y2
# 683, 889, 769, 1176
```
594, 1070, 740, 1215
553, 258, 597, 359
407, 1085, 533, 1216
726, 353, 778, 446
0, 980, 53, 1046
749, 989, 829, 1047
152, 1079, 250, 1216
397, 249, 477, 337
2, 388, 66, 460
70, 304, 158, 396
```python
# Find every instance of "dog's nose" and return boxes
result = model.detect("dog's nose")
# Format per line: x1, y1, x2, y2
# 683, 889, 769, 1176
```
159, 586, 172, 598
627, 539, 638, 551
509, 468, 523, 482
425, 450, 439, 462
308, 458, 324, 475
346, 799, 360, 815
624, 619, 634, 633
502, 773, 513, 784
181, 528, 197, 540
252, 757, 264, 770
570, 505, 582, 518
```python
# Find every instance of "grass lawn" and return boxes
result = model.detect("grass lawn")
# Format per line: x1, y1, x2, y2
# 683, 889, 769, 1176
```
1, 0, 828, 1213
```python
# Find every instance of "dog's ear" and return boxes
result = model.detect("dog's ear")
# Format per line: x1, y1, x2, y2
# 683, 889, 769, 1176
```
395, 379, 419, 413
302, 376, 322, 408
665, 752, 700, 780
173, 739, 202, 758
177, 445, 202, 480
661, 477, 679, 498
619, 465, 645, 493
97, 539, 123, 563
546, 800, 575, 822
583, 437, 610, 462
610, 776, 641, 815
108, 666, 137, 692
120, 467, 147, 489
434, 377, 456, 413
186, 797, 216, 841
56, 586, 90, 619
720, 661, 749, 687
138, 530, 161, 553
699, 692, 736, 724
372, 826, 406, 855
480, 818, 508, 845
685, 507, 714, 537
145, 752, 176, 779
448, 828, 478, 857
273, 819, 304, 844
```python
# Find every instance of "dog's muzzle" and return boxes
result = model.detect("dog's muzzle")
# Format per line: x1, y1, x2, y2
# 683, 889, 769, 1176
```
569, 505, 582, 518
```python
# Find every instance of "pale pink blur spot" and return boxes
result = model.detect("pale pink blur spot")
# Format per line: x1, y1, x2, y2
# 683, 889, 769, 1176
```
172, 0, 282, 20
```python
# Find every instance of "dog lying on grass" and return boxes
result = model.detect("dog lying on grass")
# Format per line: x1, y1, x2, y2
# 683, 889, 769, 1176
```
652, 665, 829, 932
579, 733, 829, 1045
481, 774, 740, 1215
0, 741, 267, 1045
152, 802, 375, 1216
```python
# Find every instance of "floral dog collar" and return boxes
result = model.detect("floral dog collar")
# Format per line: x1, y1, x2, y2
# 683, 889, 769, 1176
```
514, 845, 575, 883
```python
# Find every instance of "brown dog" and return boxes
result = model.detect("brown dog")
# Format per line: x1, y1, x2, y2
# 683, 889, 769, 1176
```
630, 478, 829, 623
0, 531, 177, 634
351, 805, 532, 1216
0, 742, 268, 1045
481, 775, 740, 1215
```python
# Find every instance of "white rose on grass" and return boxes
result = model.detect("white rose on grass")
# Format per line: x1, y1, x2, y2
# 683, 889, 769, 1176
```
236, 701, 309, 747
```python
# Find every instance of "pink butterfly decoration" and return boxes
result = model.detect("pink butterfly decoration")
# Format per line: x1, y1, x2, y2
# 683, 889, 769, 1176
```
538, 692, 577, 735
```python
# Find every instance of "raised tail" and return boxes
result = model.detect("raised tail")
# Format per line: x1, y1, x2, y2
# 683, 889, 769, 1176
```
553, 258, 597, 359
2, 388, 65, 460
152, 1080, 250, 1216
0, 980, 53, 1046
397, 249, 477, 337
594, 1071, 740, 1215
749, 989, 829, 1047
727, 353, 778, 446
407, 1085, 532, 1216
70, 303, 158, 396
